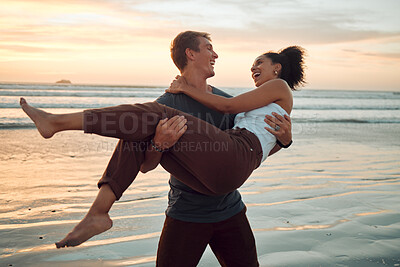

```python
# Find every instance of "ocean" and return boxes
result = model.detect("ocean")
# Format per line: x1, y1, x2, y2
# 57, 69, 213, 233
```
1, 82, 400, 129
1, 82, 400, 266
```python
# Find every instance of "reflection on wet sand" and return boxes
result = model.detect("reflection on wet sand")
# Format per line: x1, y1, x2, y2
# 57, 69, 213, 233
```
1, 125, 399, 266
0, 213, 164, 231
254, 218, 349, 232
247, 191, 363, 207
254, 209, 392, 232
2, 232, 160, 258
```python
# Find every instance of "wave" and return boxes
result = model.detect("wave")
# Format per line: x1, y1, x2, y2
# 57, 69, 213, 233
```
0, 122, 36, 129
294, 106, 400, 110
294, 93, 400, 100
1, 84, 399, 129
2, 83, 399, 100
2, 118, 399, 130
294, 118, 400, 124
0, 83, 164, 91
0, 103, 120, 109
1, 102, 399, 110
293, 90, 400, 100
0, 90, 163, 98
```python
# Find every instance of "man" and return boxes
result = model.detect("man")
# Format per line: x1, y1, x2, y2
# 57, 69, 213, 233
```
145, 31, 292, 266
56, 31, 292, 266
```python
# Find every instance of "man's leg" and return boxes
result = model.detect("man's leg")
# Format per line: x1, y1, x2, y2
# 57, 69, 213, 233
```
209, 207, 259, 267
156, 216, 212, 267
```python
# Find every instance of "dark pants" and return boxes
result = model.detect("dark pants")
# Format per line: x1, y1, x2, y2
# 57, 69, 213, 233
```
156, 207, 259, 267
84, 102, 263, 197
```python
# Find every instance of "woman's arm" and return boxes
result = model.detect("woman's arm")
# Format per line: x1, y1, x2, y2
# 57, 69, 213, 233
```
167, 77, 292, 114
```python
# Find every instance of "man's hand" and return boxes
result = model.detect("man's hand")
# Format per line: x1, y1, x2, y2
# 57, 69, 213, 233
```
153, 115, 187, 150
264, 113, 292, 147
140, 115, 187, 173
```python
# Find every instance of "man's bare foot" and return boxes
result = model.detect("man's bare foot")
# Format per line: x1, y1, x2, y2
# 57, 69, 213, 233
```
19, 97, 57, 138
55, 213, 113, 248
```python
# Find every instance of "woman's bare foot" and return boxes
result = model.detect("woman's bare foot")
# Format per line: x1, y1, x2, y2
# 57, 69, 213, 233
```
55, 213, 113, 248
19, 97, 57, 138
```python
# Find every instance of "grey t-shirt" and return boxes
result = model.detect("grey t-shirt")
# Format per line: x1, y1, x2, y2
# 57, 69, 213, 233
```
156, 87, 245, 223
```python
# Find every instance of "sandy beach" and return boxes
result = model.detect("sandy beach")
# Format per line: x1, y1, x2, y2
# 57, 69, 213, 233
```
0, 122, 399, 266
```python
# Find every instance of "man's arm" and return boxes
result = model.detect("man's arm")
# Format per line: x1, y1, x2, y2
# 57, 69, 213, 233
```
140, 115, 187, 173
266, 113, 292, 156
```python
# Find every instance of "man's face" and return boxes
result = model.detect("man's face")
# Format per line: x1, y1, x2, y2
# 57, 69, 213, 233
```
192, 37, 218, 78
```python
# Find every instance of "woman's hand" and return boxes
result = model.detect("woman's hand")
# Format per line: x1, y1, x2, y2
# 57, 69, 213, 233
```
166, 75, 188, 94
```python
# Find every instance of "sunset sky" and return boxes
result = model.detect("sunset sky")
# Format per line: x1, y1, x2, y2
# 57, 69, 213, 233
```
1, 0, 399, 91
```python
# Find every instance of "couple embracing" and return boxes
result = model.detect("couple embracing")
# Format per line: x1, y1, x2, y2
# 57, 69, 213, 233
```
21, 30, 305, 266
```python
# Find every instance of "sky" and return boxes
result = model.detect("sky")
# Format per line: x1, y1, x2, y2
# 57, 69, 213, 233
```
1, 0, 400, 91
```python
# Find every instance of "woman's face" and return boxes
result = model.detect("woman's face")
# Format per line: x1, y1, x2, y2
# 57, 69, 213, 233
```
251, 55, 279, 87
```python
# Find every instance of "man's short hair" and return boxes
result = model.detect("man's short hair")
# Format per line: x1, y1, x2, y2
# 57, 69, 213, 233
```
170, 31, 211, 72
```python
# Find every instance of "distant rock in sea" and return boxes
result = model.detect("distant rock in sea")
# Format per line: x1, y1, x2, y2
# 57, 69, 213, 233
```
56, 79, 72, 84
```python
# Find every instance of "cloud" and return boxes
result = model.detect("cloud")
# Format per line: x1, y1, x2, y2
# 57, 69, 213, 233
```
1, 0, 399, 89
0, 44, 70, 53
342, 49, 400, 60
3, 0, 398, 48
123, 0, 400, 45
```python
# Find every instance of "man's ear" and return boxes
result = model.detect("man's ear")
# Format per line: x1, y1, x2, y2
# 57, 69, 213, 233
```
185, 48, 195, 61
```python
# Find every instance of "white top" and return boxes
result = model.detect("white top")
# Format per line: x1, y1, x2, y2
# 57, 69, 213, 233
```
234, 103, 289, 163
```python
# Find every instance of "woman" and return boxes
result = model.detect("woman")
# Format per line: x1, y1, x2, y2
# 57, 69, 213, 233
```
20, 46, 305, 247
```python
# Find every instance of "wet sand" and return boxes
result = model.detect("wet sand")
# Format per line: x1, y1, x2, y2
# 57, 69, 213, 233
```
0, 123, 399, 266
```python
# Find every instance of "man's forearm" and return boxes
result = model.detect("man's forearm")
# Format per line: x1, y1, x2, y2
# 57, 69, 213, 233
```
268, 144, 281, 156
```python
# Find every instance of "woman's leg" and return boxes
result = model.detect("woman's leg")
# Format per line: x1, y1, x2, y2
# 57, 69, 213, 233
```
56, 184, 115, 248
83, 101, 262, 194
20, 98, 83, 138
20, 98, 164, 141
21, 99, 150, 247
21, 98, 262, 195
161, 127, 262, 195
55, 140, 146, 248
97, 140, 147, 200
